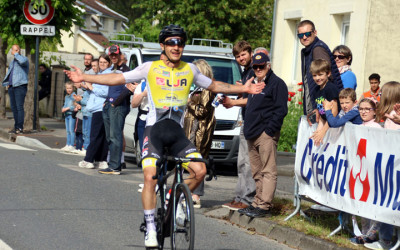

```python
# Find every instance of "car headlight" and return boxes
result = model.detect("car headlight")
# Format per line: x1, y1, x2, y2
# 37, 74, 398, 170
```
234, 108, 243, 128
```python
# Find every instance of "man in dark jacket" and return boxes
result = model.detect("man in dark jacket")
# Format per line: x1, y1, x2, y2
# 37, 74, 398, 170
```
298, 20, 343, 116
38, 64, 52, 100
238, 53, 288, 218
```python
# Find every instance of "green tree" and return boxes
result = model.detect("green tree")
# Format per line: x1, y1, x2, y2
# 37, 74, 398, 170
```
0, 0, 83, 130
130, 0, 274, 48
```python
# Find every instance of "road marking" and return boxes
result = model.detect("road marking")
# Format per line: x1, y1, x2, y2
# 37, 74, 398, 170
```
0, 239, 13, 250
0, 143, 36, 151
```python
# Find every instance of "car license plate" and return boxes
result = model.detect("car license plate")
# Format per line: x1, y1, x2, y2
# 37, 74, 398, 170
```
211, 141, 225, 149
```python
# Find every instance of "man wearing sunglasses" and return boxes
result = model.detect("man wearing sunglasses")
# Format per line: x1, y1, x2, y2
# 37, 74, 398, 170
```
236, 52, 288, 218
298, 20, 343, 117
64, 24, 265, 247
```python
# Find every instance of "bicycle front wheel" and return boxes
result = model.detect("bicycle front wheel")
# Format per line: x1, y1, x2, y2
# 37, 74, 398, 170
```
170, 183, 195, 250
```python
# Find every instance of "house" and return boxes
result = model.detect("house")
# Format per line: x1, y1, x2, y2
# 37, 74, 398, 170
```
57, 0, 128, 57
270, 0, 400, 96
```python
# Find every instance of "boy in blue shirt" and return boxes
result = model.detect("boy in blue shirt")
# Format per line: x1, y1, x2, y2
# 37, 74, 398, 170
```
324, 88, 362, 127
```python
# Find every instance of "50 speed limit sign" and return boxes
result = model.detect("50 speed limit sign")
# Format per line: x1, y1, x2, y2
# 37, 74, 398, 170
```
23, 0, 55, 25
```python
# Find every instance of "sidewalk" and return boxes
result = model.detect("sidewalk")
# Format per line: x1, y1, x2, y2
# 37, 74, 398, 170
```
0, 114, 351, 250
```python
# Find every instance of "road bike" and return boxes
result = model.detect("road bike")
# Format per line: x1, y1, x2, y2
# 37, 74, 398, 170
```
140, 155, 215, 250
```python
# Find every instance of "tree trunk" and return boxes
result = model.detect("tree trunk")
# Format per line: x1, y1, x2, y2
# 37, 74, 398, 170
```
0, 37, 7, 119
23, 40, 41, 131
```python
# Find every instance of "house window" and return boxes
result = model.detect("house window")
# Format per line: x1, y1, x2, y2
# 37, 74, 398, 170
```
100, 17, 105, 30
341, 21, 350, 45
291, 20, 301, 85
114, 20, 119, 31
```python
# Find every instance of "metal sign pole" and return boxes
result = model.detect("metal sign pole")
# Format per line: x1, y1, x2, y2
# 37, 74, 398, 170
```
33, 36, 39, 131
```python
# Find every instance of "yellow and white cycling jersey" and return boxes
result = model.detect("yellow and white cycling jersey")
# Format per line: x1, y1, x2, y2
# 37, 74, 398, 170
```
123, 60, 212, 126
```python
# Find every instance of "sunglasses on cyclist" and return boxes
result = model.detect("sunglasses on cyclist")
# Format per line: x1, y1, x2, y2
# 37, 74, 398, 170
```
252, 64, 266, 70
333, 55, 347, 60
297, 31, 313, 39
164, 38, 185, 47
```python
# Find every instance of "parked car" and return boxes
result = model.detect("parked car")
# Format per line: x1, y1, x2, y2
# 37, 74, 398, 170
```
115, 37, 242, 166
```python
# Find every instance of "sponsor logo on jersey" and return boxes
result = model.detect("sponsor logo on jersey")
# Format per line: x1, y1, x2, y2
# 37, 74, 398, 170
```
175, 71, 190, 77
153, 68, 162, 74
156, 77, 165, 86
185, 148, 197, 154
162, 71, 170, 77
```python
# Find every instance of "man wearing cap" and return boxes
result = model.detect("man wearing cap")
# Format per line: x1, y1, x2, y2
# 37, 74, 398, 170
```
222, 40, 256, 211
99, 45, 135, 174
237, 52, 288, 218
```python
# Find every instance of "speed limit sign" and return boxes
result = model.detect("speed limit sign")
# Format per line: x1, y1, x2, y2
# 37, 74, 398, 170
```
23, 0, 55, 25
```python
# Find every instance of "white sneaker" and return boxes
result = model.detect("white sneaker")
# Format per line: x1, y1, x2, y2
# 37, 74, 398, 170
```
78, 160, 94, 169
60, 145, 70, 151
71, 149, 81, 154
79, 149, 86, 156
364, 240, 393, 250
64, 145, 75, 152
98, 161, 108, 169
176, 203, 186, 227
144, 230, 158, 247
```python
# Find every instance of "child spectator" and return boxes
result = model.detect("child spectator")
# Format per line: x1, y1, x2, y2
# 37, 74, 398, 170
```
376, 81, 400, 130
359, 98, 382, 128
61, 82, 76, 152
324, 88, 362, 127
349, 98, 381, 246
359, 73, 381, 102
309, 59, 340, 145
363, 81, 400, 250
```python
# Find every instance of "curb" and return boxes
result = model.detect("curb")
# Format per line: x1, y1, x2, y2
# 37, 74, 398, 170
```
205, 208, 350, 250
15, 136, 51, 150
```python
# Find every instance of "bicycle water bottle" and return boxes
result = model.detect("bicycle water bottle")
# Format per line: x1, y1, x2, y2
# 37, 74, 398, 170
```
212, 93, 224, 108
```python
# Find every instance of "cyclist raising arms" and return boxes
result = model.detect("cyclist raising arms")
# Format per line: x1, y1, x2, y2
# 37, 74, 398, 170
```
65, 24, 264, 247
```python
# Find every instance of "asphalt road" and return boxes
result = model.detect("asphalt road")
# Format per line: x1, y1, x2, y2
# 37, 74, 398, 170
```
0, 140, 294, 250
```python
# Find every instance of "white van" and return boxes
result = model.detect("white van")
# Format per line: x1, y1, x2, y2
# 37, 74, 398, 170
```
114, 37, 242, 166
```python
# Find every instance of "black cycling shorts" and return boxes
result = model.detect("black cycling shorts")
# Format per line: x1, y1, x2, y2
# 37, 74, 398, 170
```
141, 119, 201, 169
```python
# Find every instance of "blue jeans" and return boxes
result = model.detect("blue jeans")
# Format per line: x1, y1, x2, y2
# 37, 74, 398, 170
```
65, 114, 76, 146
8, 84, 27, 130
103, 103, 129, 170
82, 116, 92, 150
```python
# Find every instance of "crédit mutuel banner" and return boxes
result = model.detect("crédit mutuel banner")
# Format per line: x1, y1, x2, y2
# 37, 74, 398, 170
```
295, 116, 400, 226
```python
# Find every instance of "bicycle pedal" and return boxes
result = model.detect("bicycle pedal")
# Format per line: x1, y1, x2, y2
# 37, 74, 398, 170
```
139, 223, 147, 232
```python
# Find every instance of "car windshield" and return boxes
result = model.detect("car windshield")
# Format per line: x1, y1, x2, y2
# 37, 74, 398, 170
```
143, 55, 241, 85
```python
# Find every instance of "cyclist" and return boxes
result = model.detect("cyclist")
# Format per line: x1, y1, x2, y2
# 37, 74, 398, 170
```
65, 24, 265, 247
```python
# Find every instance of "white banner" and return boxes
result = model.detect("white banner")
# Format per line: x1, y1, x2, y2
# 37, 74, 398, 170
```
294, 116, 400, 226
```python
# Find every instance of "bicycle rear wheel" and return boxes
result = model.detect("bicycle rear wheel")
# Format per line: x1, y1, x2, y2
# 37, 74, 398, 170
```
170, 183, 195, 250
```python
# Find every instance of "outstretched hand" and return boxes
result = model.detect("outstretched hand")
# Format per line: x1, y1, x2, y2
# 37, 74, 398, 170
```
64, 66, 84, 83
243, 77, 265, 94
384, 103, 400, 125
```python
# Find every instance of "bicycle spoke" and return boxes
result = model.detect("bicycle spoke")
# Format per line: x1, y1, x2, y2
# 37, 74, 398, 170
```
171, 183, 195, 250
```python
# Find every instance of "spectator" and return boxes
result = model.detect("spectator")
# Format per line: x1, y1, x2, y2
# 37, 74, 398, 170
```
309, 59, 340, 146
38, 63, 52, 100
2, 44, 29, 134
359, 73, 381, 102
183, 59, 216, 208
376, 81, 400, 130
61, 82, 76, 152
298, 20, 343, 116
364, 81, 400, 250
83, 53, 94, 74
78, 54, 110, 170
91, 59, 99, 74
332, 45, 357, 89
359, 98, 381, 128
99, 45, 134, 175
238, 52, 288, 218
323, 88, 362, 127
349, 98, 381, 246
222, 40, 256, 211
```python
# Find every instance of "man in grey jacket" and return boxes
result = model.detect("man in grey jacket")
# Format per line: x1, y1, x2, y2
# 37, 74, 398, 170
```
2, 44, 29, 134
